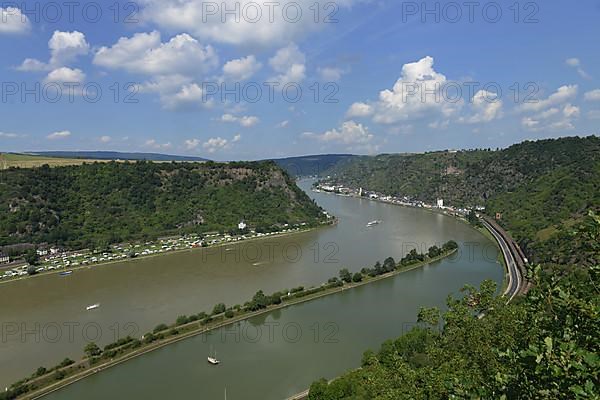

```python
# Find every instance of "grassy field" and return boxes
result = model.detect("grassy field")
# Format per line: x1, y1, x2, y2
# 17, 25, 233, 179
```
0, 153, 106, 169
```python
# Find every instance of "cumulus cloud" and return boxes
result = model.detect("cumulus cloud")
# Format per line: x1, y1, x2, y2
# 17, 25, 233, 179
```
161, 83, 208, 110
222, 55, 262, 81
346, 102, 374, 118
521, 103, 580, 132
0, 7, 30, 34
220, 114, 260, 127
184, 138, 202, 150
269, 43, 306, 84
145, 139, 172, 149
47, 130, 72, 140
584, 89, 600, 101
350, 56, 462, 125
49, 31, 90, 66
519, 85, 578, 113
137, 0, 361, 47
94, 31, 218, 77
44, 67, 86, 84
18, 31, 89, 72
203, 137, 229, 153
99, 136, 112, 143
459, 90, 503, 124
302, 120, 374, 145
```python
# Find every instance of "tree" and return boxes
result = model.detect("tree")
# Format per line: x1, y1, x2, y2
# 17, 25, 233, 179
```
383, 257, 396, 272
24, 249, 40, 266
27, 264, 38, 275
83, 342, 102, 358
339, 268, 352, 283
352, 273, 363, 283
212, 303, 226, 315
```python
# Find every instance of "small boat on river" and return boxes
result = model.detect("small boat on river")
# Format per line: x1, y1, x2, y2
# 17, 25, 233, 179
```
86, 303, 100, 311
208, 347, 220, 365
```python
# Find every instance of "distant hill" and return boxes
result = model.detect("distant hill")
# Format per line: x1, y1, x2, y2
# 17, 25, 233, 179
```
0, 161, 326, 249
31, 151, 209, 162
321, 136, 600, 266
271, 154, 357, 177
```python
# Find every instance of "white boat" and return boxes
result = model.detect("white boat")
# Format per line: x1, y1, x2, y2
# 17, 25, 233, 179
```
367, 220, 381, 227
208, 347, 220, 365
86, 303, 100, 311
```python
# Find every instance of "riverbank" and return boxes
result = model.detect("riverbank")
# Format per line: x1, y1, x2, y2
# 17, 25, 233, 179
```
8, 246, 457, 400
0, 223, 335, 287
316, 189, 509, 290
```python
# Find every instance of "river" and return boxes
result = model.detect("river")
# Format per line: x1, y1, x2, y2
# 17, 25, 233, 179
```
0, 180, 503, 395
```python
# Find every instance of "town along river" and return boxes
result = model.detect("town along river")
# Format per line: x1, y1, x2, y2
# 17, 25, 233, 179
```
0, 180, 503, 394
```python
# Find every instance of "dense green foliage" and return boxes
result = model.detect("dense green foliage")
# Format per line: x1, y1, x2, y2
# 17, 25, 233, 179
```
323, 136, 600, 265
273, 154, 357, 177
309, 213, 599, 399
0, 161, 326, 250
310, 262, 599, 399
309, 136, 600, 400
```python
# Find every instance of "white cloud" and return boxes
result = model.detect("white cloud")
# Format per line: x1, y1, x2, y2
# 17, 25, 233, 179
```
269, 43, 306, 84
17, 58, 49, 72
161, 83, 207, 110
18, 30, 89, 72
49, 31, 90, 66
565, 58, 591, 79
302, 120, 374, 145
318, 67, 345, 82
203, 137, 229, 153
47, 130, 72, 140
99, 136, 112, 143
562, 104, 580, 118
44, 67, 86, 84
0, 7, 30, 34
346, 102, 374, 118
145, 139, 172, 150
584, 89, 600, 102
277, 120, 290, 128
138, 0, 361, 47
94, 31, 218, 77
0, 131, 22, 138
521, 103, 580, 132
223, 55, 262, 81
354, 56, 462, 124
460, 90, 503, 124
519, 85, 578, 113
565, 58, 580, 67
232, 134, 242, 142
185, 138, 202, 150
220, 114, 260, 127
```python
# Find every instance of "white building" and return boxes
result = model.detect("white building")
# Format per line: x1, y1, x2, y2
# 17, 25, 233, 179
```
238, 220, 247, 230
437, 199, 444, 208
0, 254, 9, 264
36, 249, 48, 256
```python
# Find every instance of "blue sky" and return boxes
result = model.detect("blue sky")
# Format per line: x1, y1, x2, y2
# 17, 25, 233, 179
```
0, 0, 599, 160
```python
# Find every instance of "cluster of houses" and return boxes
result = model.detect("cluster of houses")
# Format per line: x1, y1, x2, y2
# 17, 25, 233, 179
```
0, 220, 311, 282
315, 183, 485, 217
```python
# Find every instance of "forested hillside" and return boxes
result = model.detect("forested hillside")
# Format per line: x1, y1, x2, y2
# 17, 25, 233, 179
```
322, 136, 600, 265
272, 154, 356, 177
310, 224, 600, 399
309, 136, 600, 399
0, 161, 325, 249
